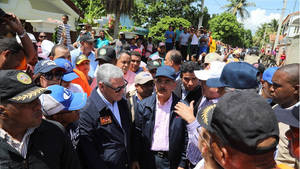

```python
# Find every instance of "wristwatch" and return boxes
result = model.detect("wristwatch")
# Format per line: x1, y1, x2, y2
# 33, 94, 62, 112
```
18, 30, 27, 38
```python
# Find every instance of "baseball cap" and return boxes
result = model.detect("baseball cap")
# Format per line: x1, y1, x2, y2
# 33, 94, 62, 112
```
206, 62, 259, 89
197, 90, 279, 155
76, 54, 90, 65
274, 104, 299, 128
194, 61, 226, 81
95, 46, 116, 62
0, 70, 50, 103
158, 42, 166, 47
135, 72, 153, 85
262, 67, 278, 84
54, 58, 79, 82
79, 34, 94, 43
40, 85, 87, 116
147, 60, 161, 70
39, 40, 55, 59
204, 53, 223, 64
155, 65, 176, 80
34, 60, 60, 75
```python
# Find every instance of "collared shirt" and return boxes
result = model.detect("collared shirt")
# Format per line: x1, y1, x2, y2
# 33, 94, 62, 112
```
0, 127, 36, 158
151, 95, 173, 151
71, 48, 97, 78
96, 38, 109, 48
197, 96, 219, 112
97, 88, 122, 127
181, 83, 189, 100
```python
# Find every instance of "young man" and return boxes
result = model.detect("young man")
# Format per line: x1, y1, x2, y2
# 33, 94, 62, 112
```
40, 85, 87, 149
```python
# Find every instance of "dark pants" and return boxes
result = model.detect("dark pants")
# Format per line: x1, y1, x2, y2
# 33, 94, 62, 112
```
166, 42, 173, 52
190, 45, 198, 57
175, 41, 180, 50
154, 153, 170, 169
180, 45, 188, 61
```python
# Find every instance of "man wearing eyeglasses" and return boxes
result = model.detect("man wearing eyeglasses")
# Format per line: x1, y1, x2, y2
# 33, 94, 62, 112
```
78, 64, 134, 169
134, 65, 188, 169
33, 59, 64, 88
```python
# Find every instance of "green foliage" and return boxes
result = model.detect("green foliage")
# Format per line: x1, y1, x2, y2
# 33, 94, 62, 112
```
208, 12, 252, 47
149, 16, 191, 43
253, 19, 278, 47
132, 0, 210, 28
223, 0, 255, 19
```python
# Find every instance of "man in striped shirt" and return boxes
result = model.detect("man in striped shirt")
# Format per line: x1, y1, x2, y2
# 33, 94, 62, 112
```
57, 14, 71, 47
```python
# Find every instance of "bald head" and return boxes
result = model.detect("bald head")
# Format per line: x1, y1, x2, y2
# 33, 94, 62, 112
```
278, 63, 299, 85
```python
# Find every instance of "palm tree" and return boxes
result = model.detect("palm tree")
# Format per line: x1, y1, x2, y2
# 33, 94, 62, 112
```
268, 19, 279, 32
102, 0, 134, 39
223, 0, 255, 20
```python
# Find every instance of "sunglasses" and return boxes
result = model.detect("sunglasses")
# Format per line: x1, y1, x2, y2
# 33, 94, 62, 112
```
39, 36, 47, 38
104, 80, 128, 93
42, 71, 64, 81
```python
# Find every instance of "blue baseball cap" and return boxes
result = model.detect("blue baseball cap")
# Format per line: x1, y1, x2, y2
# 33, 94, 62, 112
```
40, 85, 87, 116
34, 60, 60, 75
262, 67, 278, 84
155, 65, 176, 80
54, 58, 79, 82
206, 62, 259, 89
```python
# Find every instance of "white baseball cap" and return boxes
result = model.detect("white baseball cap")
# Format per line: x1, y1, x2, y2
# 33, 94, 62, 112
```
194, 61, 226, 81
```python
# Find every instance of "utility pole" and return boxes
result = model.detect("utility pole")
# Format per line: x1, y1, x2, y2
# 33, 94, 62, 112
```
273, 0, 287, 63
198, 0, 205, 28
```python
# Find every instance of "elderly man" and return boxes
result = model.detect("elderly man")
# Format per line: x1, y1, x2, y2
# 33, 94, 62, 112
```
0, 70, 80, 169
164, 50, 182, 80
196, 90, 280, 169
135, 65, 188, 169
77, 64, 133, 169
270, 63, 299, 168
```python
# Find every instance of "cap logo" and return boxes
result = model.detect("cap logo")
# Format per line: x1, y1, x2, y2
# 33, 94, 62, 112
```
153, 61, 160, 66
16, 72, 32, 85
99, 48, 106, 55
64, 63, 72, 71
63, 88, 71, 100
201, 104, 216, 125
41, 60, 56, 66
79, 55, 85, 60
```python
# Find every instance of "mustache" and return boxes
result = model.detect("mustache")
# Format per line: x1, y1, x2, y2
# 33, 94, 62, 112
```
158, 88, 166, 92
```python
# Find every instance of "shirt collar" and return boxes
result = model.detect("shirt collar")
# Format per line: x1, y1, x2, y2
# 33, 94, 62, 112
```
97, 88, 113, 107
157, 94, 173, 106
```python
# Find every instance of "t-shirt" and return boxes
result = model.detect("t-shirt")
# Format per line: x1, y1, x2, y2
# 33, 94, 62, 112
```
175, 29, 183, 42
72, 69, 91, 96
179, 32, 190, 46
96, 38, 109, 48
165, 30, 174, 43
191, 34, 199, 45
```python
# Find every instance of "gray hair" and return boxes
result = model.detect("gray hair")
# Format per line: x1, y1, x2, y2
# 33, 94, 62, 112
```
96, 63, 124, 85
116, 50, 131, 60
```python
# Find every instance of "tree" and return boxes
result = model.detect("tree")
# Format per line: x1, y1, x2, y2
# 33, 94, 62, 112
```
253, 19, 279, 47
149, 16, 191, 43
132, 0, 210, 28
223, 0, 255, 20
101, 0, 134, 39
208, 12, 251, 47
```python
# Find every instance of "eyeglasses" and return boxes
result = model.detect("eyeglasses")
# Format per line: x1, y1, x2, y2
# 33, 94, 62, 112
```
42, 71, 64, 81
39, 36, 47, 38
104, 80, 128, 93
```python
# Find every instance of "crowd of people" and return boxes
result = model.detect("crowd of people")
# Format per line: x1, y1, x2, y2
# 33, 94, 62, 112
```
0, 11, 299, 169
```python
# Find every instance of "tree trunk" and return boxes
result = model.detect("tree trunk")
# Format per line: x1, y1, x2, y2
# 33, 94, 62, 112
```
114, 11, 121, 39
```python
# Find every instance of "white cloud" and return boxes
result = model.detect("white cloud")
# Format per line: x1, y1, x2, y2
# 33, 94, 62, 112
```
239, 9, 280, 34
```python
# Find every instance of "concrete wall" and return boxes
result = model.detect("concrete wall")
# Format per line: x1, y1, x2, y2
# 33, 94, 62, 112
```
286, 36, 300, 64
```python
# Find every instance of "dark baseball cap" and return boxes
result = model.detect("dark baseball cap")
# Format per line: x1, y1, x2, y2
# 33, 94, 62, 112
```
147, 60, 161, 70
274, 105, 299, 128
34, 60, 60, 75
155, 65, 176, 80
95, 46, 116, 63
0, 70, 51, 103
79, 34, 94, 43
206, 62, 259, 89
197, 90, 279, 155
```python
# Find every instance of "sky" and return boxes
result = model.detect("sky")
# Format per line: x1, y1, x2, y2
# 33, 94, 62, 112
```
204, 0, 300, 34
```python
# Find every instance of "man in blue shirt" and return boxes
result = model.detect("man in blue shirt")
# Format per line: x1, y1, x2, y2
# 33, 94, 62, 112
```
175, 25, 183, 50
164, 26, 175, 52
70, 34, 97, 78
96, 30, 109, 49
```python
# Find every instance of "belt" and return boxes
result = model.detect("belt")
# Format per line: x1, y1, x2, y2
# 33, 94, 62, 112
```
152, 151, 169, 158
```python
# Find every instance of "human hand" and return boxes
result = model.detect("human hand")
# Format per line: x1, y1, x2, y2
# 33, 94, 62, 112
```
174, 101, 195, 123
131, 161, 140, 169
2, 13, 24, 35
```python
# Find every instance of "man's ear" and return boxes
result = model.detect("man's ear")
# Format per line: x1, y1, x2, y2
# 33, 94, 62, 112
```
211, 142, 228, 167
294, 84, 299, 95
